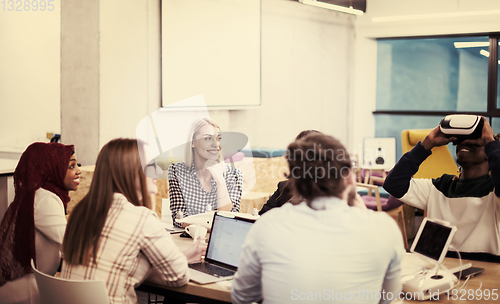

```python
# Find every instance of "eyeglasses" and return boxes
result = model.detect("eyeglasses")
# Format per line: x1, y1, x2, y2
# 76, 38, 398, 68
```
144, 159, 164, 178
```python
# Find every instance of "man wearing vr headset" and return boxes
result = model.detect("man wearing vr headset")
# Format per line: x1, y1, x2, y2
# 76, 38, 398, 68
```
384, 116, 500, 262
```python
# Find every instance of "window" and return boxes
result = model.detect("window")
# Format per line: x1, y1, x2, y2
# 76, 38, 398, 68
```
375, 34, 500, 159
496, 39, 500, 109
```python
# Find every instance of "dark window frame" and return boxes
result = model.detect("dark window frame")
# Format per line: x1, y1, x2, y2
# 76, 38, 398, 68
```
374, 33, 500, 123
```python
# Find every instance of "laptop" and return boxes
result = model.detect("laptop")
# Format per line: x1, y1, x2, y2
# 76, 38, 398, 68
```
188, 212, 256, 284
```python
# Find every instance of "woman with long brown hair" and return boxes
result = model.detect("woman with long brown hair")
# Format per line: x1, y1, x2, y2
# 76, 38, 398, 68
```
61, 138, 203, 304
0, 142, 80, 304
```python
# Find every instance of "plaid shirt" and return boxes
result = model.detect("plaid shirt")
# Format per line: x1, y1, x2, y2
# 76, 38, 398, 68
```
61, 193, 189, 304
168, 162, 242, 227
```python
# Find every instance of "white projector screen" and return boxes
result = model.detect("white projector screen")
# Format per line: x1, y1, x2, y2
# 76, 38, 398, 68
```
161, 0, 261, 108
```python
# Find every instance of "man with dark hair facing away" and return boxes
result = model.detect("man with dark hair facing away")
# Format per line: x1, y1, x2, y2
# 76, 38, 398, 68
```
232, 133, 405, 304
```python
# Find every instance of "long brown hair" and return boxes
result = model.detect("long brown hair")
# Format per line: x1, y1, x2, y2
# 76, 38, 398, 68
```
62, 138, 151, 265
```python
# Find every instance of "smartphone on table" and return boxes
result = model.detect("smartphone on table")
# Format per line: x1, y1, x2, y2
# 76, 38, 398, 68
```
453, 267, 485, 280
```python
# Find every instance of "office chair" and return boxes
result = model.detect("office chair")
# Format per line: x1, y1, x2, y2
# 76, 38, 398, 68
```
31, 260, 110, 304
401, 129, 458, 179
357, 177, 409, 250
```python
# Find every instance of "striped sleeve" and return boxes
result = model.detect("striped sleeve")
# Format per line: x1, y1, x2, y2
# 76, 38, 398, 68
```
140, 211, 189, 286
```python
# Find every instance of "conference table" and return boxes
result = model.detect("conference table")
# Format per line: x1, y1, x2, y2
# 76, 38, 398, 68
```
395, 256, 500, 304
137, 233, 500, 304
137, 232, 232, 303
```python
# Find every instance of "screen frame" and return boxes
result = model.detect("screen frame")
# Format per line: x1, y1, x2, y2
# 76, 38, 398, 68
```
205, 212, 256, 270
410, 217, 457, 265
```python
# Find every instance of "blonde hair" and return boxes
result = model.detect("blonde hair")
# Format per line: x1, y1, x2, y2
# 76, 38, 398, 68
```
184, 118, 223, 167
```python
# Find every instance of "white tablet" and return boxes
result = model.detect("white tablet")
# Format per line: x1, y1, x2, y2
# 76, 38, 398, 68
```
410, 218, 457, 265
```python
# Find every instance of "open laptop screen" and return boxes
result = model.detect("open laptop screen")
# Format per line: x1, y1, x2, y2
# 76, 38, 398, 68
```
206, 213, 255, 268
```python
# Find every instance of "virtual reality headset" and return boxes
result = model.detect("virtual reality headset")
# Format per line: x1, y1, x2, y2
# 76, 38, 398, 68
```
439, 114, 483, 144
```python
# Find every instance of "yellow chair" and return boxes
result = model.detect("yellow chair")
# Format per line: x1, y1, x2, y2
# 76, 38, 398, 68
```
401, 129, 459, 179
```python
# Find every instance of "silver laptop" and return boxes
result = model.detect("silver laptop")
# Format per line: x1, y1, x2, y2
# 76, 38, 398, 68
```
188, 212, 255, 284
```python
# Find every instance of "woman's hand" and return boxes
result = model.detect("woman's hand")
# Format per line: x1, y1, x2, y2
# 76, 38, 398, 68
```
182, 239, 207, 264
204, 159, 224, 183
205, 159, 232, 210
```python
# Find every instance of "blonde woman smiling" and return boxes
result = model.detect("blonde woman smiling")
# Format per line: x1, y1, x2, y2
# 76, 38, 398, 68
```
168, 118, 243, 227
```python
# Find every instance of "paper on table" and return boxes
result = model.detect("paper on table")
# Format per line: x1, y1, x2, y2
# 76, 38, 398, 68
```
175, 211, 260, 229
175, 211, 215, 229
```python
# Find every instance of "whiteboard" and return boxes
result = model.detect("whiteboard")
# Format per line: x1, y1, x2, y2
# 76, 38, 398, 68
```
161, 0, 261, 108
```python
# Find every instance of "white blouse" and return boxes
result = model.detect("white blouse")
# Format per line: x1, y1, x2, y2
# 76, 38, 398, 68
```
0, 188, 67, 304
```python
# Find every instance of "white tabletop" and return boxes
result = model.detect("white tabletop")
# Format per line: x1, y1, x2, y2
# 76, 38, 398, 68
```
0, 158, 19, 175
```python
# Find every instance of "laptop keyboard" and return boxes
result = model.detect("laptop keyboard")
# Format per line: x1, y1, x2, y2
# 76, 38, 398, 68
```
189, 262, 235, 277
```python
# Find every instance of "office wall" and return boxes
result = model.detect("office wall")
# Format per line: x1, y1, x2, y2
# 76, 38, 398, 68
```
227, 0, 355, 150
0, 4, 61, 152
60, 0, 162, 165
98, 0, 356, 156
99, 0, 161, 149
5, 0, 500, 165
351, 0, 500, 158
0, 0, 160, 164
61, 0, 100, 166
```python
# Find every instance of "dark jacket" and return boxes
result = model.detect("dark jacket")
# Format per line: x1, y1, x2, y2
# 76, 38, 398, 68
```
259, 181, 293, 215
